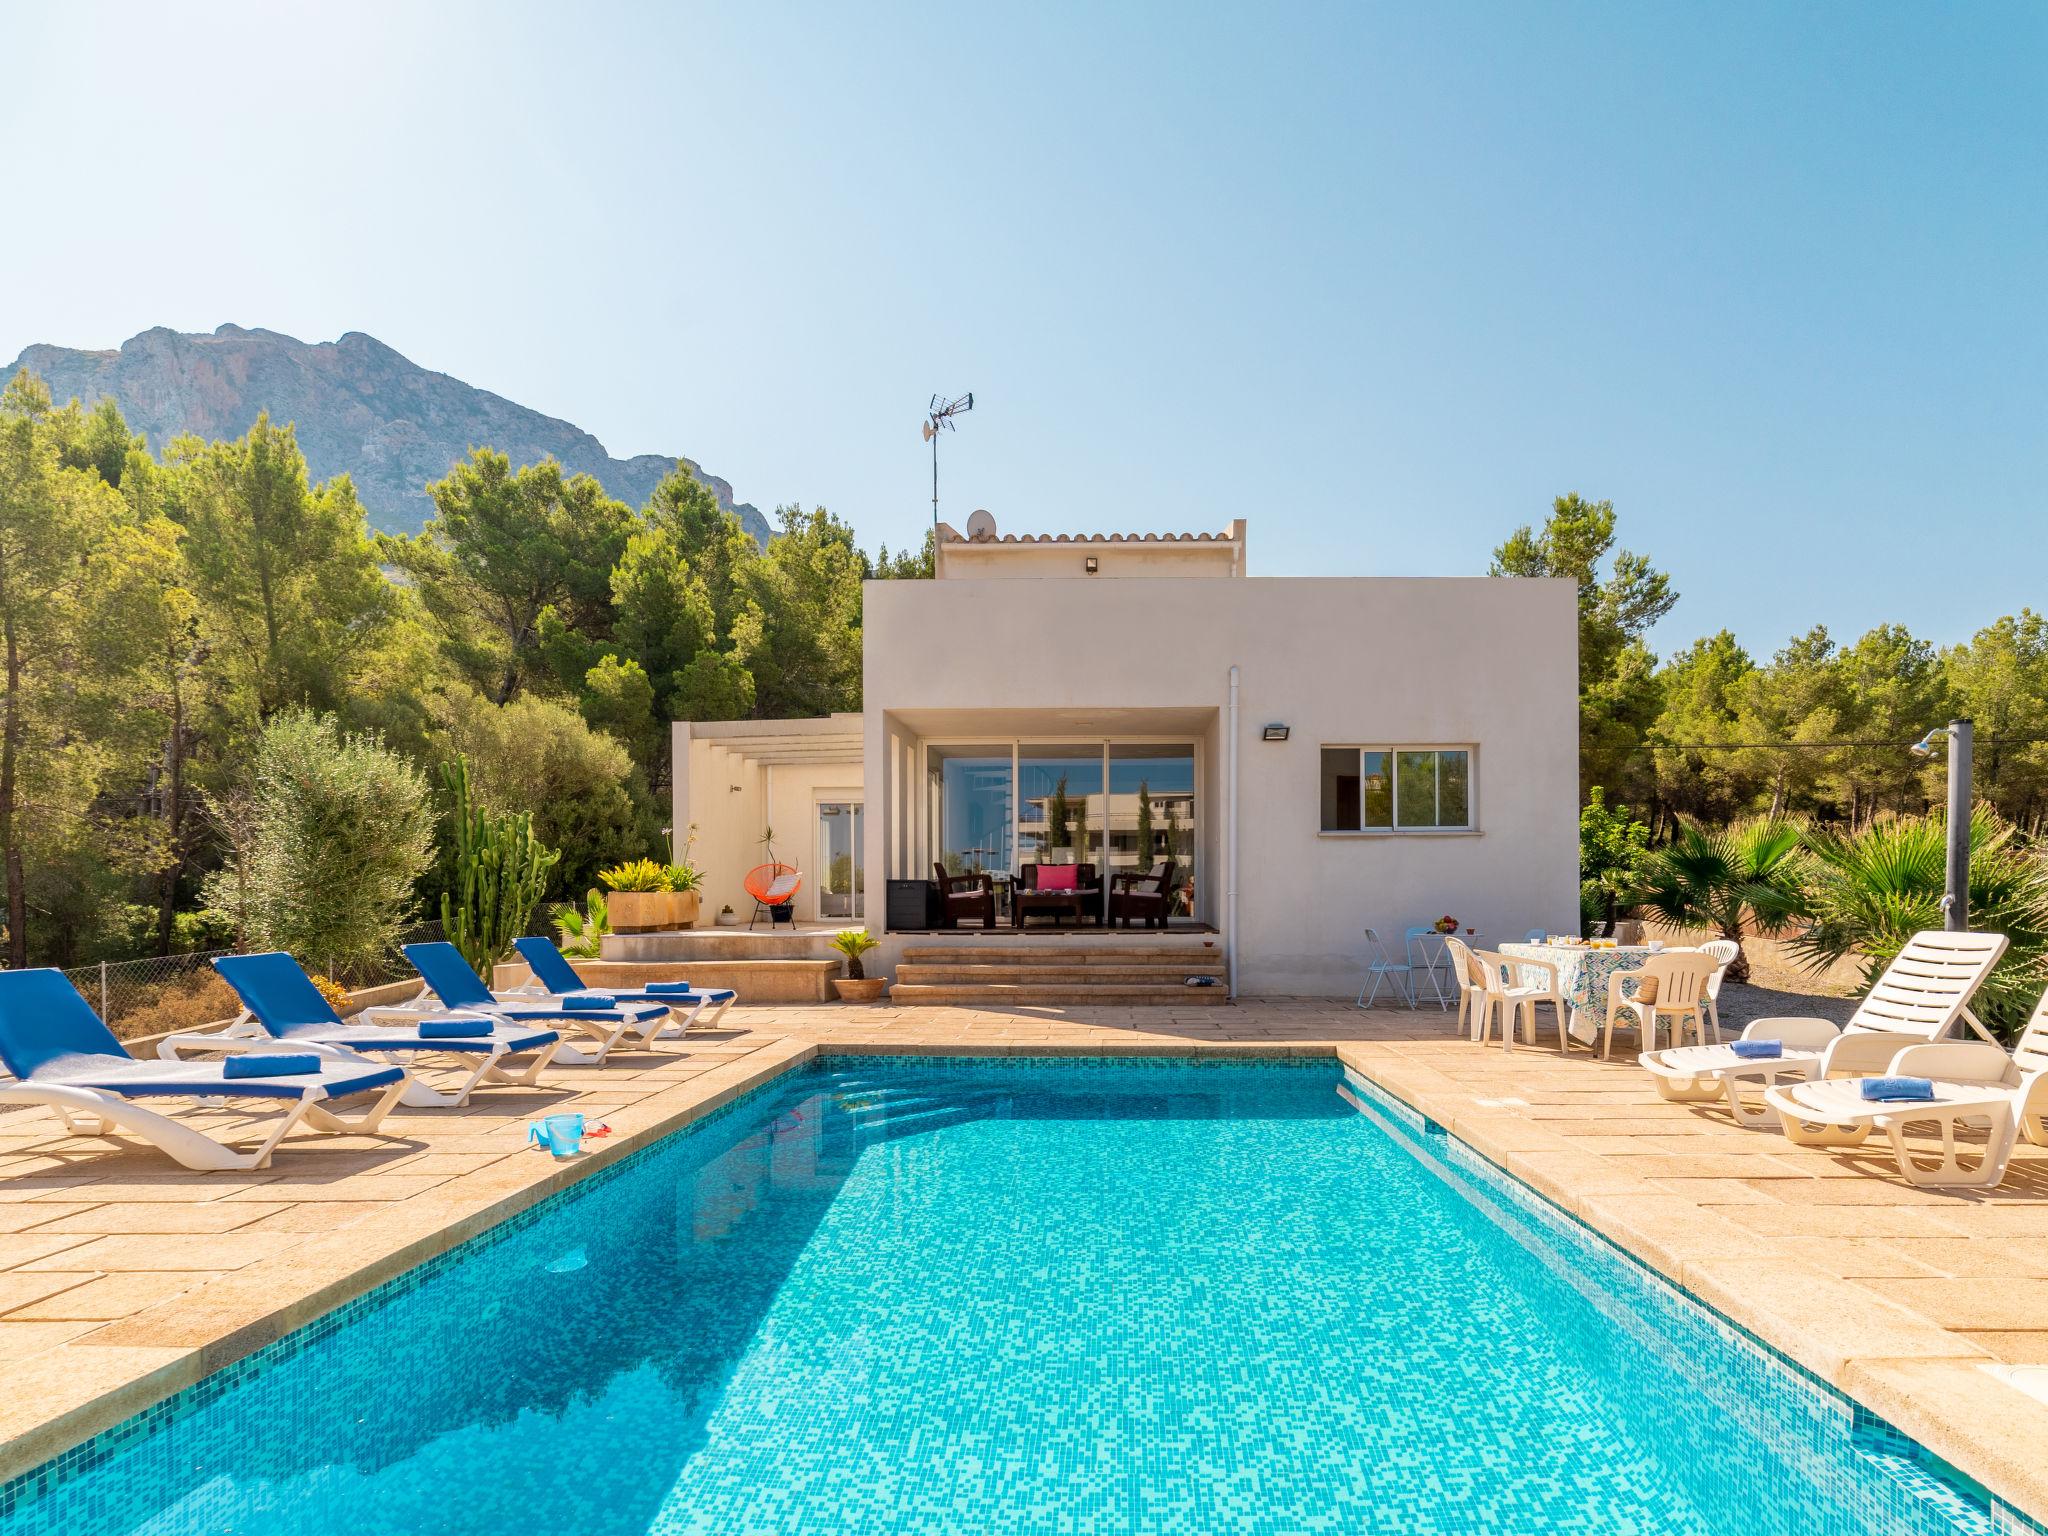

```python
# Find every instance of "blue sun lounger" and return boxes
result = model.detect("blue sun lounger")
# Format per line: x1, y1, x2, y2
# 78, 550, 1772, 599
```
396, 942, 672, 1066
165, 952, 564, 1109
0, 968, 409, 1171
512, 938, 737, 1031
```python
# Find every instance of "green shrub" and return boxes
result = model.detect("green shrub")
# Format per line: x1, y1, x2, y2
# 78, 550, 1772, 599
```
202, 710, 434, 981
554, 888, 610, 958
429, 685, 660, 898
1791, 807, 2048, 1038
1638, 817, 1808, 983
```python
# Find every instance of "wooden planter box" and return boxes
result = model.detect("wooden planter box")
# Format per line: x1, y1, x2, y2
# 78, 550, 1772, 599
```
609, 891, 666, 933
671, 890, 701, 929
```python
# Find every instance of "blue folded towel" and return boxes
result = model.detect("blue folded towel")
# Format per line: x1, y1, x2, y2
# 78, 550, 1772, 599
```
223, 1053, 322, 1079
644, 981, 696, 995
559, 993, 613, 1011
1730, 1040, 1784, 1060
419, 1017, 492, 1039
1860, 1076, 1936, 1102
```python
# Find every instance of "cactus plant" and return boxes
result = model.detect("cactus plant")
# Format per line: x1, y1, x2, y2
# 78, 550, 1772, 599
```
439, 756, 561, 975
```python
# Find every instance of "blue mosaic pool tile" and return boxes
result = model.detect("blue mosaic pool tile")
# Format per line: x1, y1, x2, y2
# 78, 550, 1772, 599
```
0, 1055, 2037, 1536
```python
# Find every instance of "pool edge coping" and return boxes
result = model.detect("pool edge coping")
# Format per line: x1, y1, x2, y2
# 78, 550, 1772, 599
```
3, 1034, 2045, 1531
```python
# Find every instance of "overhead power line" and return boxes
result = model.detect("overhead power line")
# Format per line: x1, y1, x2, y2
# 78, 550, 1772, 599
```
1647, 736, 2048, 752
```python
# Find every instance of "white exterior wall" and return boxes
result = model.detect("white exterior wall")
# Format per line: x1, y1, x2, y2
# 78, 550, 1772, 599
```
861, 575, 1578, 995
673, 729, 864, 923
934, 523, 1244, 580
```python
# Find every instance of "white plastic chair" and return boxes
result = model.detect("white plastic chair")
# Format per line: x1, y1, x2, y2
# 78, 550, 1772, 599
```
1472, 949, 1568, 1052
1442, 936, 1485, 1040
1355, 928, 1414, 1009
1602, 951, 1715, 1058
1695, 938, 1740, 1042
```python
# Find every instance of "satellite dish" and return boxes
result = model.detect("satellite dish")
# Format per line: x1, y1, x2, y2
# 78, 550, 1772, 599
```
965, 508, 998, 541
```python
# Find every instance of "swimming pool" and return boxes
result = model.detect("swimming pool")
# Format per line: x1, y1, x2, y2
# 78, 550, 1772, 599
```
0, 1058, 2026, 1535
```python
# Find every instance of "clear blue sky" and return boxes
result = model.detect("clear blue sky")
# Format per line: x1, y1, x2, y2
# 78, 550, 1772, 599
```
3, 2, 2042, 657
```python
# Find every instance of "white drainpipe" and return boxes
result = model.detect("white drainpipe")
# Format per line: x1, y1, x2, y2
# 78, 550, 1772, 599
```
1227, 664, 1240, 999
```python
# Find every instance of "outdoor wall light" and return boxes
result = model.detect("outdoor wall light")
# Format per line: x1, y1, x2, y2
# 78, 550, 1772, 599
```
1261, 724, 1290, 742
1084, 556, 1099, 573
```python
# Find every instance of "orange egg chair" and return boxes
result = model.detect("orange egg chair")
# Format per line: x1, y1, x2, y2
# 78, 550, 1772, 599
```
745, 863, 803, 930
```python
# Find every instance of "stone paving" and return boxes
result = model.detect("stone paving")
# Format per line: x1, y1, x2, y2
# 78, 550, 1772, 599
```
2, 995, 2047, 1523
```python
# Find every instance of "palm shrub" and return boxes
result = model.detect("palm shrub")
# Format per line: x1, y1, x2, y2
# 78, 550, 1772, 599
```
1637, 816, 1808, 983
829, 928, 880, 979
440, 756, 562, 975
554, 888, 609, 959
202, 710, 434, 981
1791, 807, 2048, 1038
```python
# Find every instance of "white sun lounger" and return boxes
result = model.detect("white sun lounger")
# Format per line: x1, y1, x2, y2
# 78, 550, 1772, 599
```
1637, 1017, 1845, 1126
391, 942, 673, 1066
1762, 984, 2048, 1187
167, 952, 564, 1109
1638, 930, 2008, 1130
510, 937, 737, 1031
0, 969, 410, 1172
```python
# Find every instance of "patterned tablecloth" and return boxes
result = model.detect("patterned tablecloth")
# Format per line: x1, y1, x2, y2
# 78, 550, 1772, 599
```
1498, 942, 1661, 1044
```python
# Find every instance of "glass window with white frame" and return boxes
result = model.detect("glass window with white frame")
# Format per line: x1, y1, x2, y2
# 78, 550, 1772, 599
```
1319, 747, 1471, 831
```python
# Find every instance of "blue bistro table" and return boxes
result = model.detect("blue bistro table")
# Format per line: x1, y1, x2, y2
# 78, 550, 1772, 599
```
1498, 941, 1663, 1046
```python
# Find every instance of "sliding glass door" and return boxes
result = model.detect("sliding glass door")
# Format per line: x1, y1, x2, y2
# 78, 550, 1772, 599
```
1108, 743, 1197, 920
816, 801, 863, 920
1018, 746, 1105, 872
927, 746, 1013, 878
923, 738, 1200, 926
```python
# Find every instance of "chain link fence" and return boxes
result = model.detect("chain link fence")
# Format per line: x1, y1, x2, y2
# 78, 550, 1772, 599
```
52, 921, 450, 1043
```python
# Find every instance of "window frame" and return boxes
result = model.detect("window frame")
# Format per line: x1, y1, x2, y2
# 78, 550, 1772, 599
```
1318, 744, 1478, 836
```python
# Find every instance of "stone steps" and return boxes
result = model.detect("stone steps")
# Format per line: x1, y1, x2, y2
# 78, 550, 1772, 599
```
889, 936, 1228, 1007
895, 963, 1226, 985
898, 943, 1220, 965
887, 982, 1229, 1007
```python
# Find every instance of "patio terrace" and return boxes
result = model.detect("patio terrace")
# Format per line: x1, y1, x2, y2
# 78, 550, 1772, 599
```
2, 1001, 2047, 1525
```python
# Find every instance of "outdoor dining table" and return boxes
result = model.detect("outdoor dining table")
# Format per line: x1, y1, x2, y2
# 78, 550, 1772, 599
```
1498, 941, 1664, 1046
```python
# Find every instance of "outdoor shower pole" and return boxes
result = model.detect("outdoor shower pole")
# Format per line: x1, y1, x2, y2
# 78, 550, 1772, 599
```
1945, 719, 1973, 932
1227, 665, 1239, 999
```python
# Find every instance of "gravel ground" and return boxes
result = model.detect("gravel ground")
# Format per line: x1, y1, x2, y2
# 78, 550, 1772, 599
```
1712, 978, 1861, 1031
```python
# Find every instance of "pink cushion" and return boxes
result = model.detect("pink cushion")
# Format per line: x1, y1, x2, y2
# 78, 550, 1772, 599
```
1037, 865, 1079, 892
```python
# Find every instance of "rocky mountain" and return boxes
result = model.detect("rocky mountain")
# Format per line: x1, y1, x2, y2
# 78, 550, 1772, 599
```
6, 325, 770, 542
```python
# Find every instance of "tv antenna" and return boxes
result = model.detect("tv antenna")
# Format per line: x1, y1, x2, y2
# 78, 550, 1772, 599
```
921, 391, 974, 533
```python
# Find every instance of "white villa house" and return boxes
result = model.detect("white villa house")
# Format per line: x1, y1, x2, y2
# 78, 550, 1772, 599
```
666, 516, 1578, 998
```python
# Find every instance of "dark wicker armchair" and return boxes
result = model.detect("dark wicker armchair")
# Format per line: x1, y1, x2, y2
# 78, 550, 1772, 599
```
933, 862, 997, 930
1109, 859, 1178, 929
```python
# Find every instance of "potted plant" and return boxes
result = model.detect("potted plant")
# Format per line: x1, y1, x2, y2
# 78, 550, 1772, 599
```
715, 903, 740, 927
599, 859, 669, 933
665, 863, 703, 928
663, 823, 703, 929
828, 929, 886, 1002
